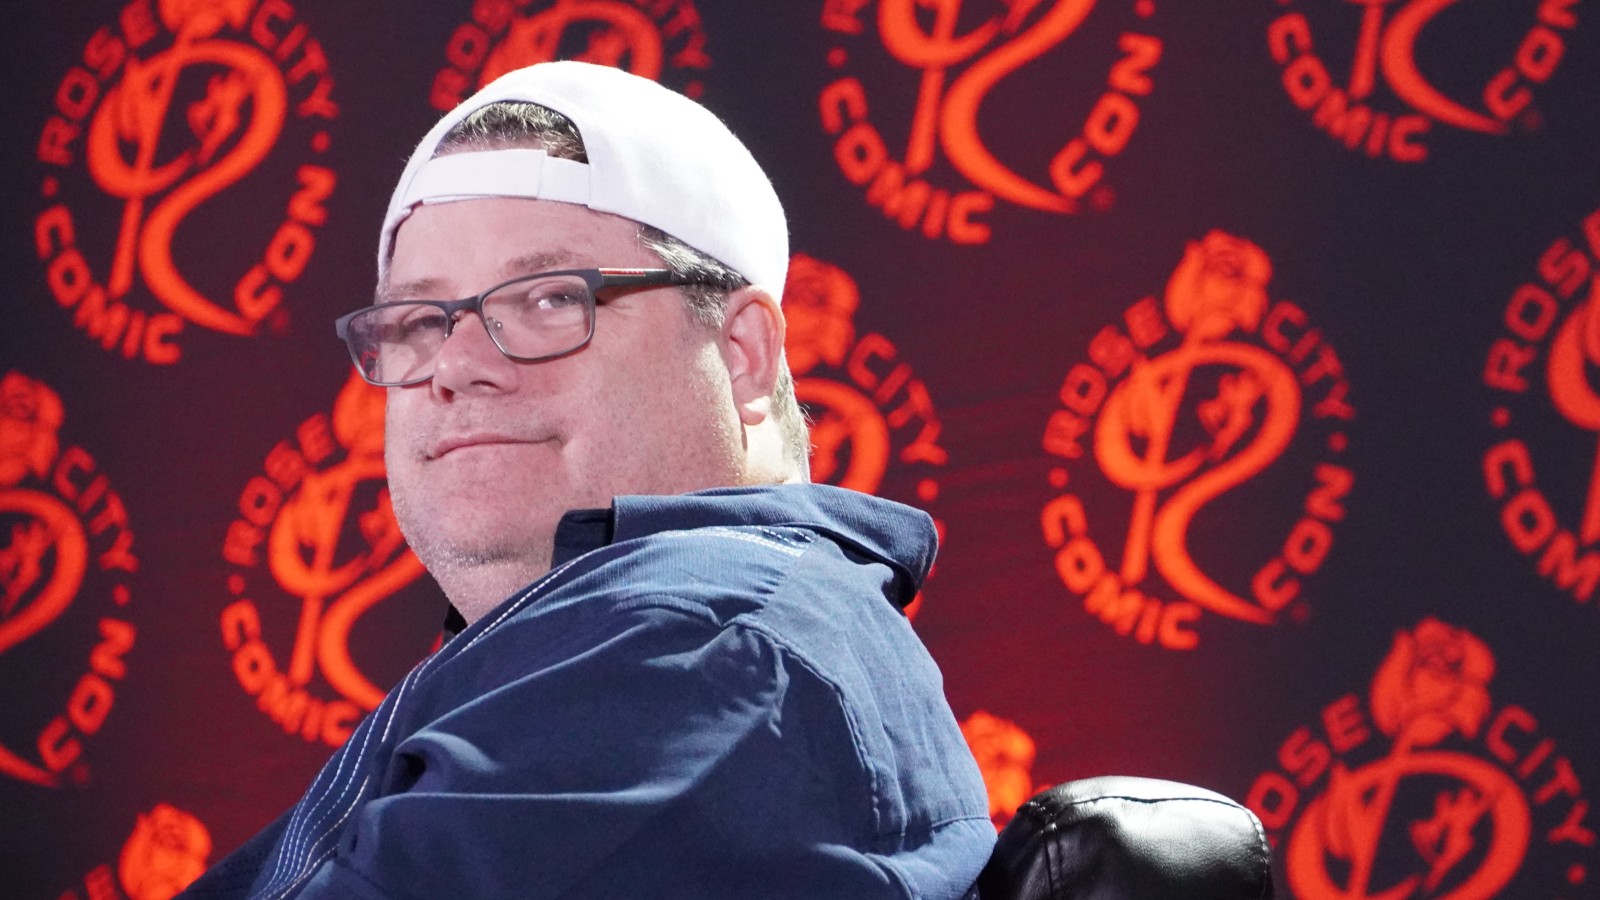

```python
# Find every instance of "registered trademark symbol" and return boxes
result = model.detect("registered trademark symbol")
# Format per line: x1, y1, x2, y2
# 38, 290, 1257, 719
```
228, 574, 246, 595
685, 81, 705, 100
269, 308, 292, 335
1327, 432, 1348, 453
1289, 601, 1310, 624
917, 478, 940, 502
69, 763, 90, 787
1519, 109, 1544, 132
1089, 186, 1114, 211
112, 585, 130, 606
1048, 468, 1068, 489
311, 131, 330, 153
41, 176, 58, 197
827, 47, 847, 68
1491, 407, 1510, 428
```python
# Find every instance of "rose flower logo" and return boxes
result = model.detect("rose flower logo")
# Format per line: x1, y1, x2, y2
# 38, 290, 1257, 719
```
1370, 617, 1495, 748
0, 373, 64, 489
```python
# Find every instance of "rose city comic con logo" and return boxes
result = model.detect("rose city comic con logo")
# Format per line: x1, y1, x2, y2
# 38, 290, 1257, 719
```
0, 373, 139, 789
57, 803, 212, 900
1483, 206, 1600, 610
784, 253, 948, 614
1266, 0, 1582, 162
1040, 231, 1356, 650
819, 0, 1162, 244
219, 374, 427, 748
960, 710, 1043, 831
1245, 618, 1595, 898
35, 0, 338, 365
784, 254, 947, 506
429, 0, 713, 112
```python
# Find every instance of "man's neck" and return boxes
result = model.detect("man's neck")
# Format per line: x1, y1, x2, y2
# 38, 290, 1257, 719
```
434, 506, 615, 625
436, 555, 551, 626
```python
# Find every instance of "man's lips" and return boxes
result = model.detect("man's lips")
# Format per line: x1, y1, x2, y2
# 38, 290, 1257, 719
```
425, 433, 544, 460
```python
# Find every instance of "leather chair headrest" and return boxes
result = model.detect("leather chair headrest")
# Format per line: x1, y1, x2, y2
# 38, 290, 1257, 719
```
976, 776, 1274, 900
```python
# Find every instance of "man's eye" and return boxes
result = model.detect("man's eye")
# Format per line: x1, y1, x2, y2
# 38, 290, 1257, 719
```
492, 284, 588, 317
404, 316, 441, 337
378, 309, 444, 341
527, 288, 586, 309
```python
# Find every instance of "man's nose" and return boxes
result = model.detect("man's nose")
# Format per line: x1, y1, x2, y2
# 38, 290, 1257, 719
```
430, 310, 519, 396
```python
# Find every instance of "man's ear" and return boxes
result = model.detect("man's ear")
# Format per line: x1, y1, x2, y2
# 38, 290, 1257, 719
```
719, 286, 785, 426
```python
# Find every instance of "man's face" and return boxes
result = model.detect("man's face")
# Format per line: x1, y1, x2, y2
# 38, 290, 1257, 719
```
382, 197, 744, 587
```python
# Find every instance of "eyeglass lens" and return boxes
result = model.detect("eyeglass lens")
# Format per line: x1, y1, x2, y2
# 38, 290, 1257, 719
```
349, 273, 595, 385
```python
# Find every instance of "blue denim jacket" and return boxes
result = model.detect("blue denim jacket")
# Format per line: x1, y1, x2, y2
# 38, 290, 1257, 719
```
182, 484, 994, 899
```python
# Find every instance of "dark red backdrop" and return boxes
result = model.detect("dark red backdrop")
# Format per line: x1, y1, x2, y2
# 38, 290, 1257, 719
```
3, 1, 1599, 897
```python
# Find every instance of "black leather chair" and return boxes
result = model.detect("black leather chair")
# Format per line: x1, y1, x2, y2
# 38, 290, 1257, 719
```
976, 776, 1274, 899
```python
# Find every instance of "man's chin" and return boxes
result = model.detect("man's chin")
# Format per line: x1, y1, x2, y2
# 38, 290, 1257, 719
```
392, 493, 573, 586
416, 536, 537, 571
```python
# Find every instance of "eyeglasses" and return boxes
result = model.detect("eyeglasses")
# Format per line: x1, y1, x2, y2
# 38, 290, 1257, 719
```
336, 268, 698, 387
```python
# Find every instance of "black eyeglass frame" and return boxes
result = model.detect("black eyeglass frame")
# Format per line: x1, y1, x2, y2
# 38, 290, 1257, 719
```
335, 267, 700, 387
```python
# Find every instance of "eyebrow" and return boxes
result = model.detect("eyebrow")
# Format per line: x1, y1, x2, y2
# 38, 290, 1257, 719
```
375, 251, 578, 302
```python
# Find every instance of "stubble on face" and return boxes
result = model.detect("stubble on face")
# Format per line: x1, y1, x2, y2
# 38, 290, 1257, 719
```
378, 197, 746, 621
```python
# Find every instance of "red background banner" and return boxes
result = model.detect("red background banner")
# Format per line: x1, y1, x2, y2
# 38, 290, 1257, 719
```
3, 1, 1598, 897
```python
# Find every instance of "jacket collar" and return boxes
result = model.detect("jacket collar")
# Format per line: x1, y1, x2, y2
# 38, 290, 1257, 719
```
444, 484, 936, 634
608, 484, 937, 600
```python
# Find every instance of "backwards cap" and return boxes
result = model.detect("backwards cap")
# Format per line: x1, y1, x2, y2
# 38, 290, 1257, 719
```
378, 61, 789, 294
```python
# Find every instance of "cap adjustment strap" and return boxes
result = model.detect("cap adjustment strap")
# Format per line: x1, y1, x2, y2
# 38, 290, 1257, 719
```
400, 148, 592, 210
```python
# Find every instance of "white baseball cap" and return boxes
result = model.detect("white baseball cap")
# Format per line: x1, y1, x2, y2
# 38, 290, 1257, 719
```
378, 60, 789, 295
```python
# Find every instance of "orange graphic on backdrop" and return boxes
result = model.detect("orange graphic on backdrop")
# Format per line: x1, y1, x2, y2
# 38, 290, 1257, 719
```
430, 0, 711, 112
221, 373, 426, 745
36, 0, 338, 363
1287, 621, 1531, 899
1546, 277, 1600, 545
57, 803, 212, 900
1041, 231, 1356, 649
785, 254, 861, 374
1267, 0, 1582, 161
87, 0, 286, 335
786, 256, 886, 491
0, 376, 85, 660
1482, 208, 1600, 608
0, 373, 139, 788
0, 375, 88, 788
785, 253, 947, 496
820, 0, 1162, 241
1095, 234, 1300, 624
879, 0, 1093, 212
1346, 0, 1502, 134
961, 710, 1041, 830
480, 0, 664, 86
1247, 619, 1595, 897
118, 804, 212, 900
268, 376, 419, 710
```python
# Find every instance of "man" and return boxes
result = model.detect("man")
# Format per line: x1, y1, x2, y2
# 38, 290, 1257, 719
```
182, 60, 993, 899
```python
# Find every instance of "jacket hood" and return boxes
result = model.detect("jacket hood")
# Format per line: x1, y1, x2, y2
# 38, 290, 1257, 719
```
611, 484, 938, 608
